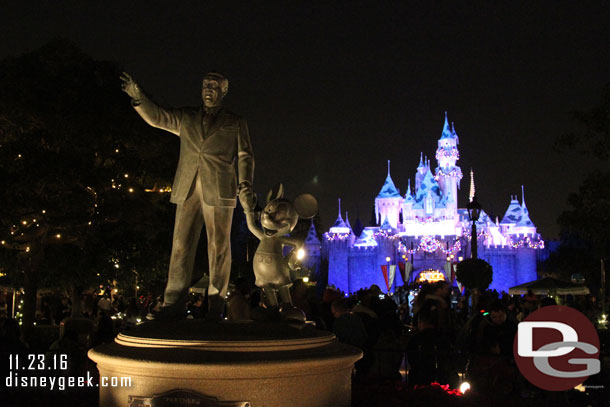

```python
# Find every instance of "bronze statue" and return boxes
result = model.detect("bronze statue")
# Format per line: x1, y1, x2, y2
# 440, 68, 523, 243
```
121, 72, 254, 320
240, 185, 317, 321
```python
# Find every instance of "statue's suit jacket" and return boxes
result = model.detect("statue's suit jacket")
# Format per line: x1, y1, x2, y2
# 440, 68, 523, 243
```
134, 97, 254, 207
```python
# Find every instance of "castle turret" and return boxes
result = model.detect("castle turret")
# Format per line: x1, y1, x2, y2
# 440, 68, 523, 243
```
344, 211, 353, 233
435, 113, 463, 215
500, 195, 522, 235
414, 169, 442, 216
415, 153, 426, 191
375, 160, 403, 229
329, 198, 351, 235
402, 179, 415, 222
513, 186, 537, 235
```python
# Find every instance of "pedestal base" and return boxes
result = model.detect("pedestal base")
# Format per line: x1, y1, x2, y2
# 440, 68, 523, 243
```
88, 320, 362, 407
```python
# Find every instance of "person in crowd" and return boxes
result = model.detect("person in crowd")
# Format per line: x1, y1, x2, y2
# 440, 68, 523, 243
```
506, 296, 524, 321
92, 313, 115, 346
331, 298, 369, 381
226, 278, 251, 321
0, 317, 27, 354
47, 321, 86, 377
357, 294, 404, 382
466, 299, 518, 361
406, 303, 452, 386
290, 279, 311, 318
331, 298, 367, 350
522, 289, 538, 316
124, 297, 140, 327
58, 296, 71, 322
322, 287, 343, 330
540, 296, 557, 307
412, 281, 452, 335
97, 292, 113, 316
186, 294, 205, 319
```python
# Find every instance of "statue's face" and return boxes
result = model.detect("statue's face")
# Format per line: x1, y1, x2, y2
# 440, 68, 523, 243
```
260, 199, 298, 237
202, 75, 227, 107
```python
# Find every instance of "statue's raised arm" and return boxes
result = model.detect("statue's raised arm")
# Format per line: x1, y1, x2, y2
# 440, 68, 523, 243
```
120, 72, 183, 135
120, 72, 144, 103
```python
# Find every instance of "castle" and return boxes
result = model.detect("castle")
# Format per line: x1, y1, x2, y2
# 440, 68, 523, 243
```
302, 113, 545, 294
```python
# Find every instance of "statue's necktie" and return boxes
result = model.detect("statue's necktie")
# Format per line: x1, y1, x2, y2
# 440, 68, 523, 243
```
203, 112, 214, 136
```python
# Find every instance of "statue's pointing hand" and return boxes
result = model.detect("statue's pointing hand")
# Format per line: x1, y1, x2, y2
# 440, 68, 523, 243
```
120, 72, 143, 102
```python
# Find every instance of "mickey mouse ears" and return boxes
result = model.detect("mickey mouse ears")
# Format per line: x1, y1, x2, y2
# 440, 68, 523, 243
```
294, 194, 318, 219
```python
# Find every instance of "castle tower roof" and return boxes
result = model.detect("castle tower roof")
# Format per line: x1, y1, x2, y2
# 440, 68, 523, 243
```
440, 111, 456, 140
404, 179, 415, 203
415, 169, 442, 203
516, 185, 535, 227
304, 219, 321, 246
450, 121, 460, 144
329, 198, 350, 233
501, 195, 522, 224
417, 152, 425, 169
380, 215, 393, 231
377, 160, 401, 198
345, 211, 353, 232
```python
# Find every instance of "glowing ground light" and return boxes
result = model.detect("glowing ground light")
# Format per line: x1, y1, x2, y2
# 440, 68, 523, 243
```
459, 381, 471, 394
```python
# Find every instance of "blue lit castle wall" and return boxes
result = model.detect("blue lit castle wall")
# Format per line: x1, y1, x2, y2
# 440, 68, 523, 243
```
322, 113, 545, 294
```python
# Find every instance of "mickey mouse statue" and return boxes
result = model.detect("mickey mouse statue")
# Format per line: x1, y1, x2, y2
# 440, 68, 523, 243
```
239, 184, 317, 322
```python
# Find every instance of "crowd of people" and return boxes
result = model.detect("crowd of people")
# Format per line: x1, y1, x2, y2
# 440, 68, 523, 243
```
0, 278, 608, 401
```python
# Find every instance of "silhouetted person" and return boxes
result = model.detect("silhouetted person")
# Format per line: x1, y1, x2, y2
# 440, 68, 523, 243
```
407, 304, 452, 386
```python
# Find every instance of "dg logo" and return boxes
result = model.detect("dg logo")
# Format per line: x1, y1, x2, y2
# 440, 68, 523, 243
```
514, 305, 601, 391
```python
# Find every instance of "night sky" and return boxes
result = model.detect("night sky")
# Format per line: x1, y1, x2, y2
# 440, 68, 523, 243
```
2, 2, 609, 239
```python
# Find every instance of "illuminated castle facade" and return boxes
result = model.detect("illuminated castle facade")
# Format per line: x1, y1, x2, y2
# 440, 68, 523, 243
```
305, 113, 545, 294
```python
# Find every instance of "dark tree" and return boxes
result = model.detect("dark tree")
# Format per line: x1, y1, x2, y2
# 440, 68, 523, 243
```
552, 83, 610, 289
0, 40, 175, 332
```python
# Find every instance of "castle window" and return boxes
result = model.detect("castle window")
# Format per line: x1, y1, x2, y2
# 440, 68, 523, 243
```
425, 198, 433, 214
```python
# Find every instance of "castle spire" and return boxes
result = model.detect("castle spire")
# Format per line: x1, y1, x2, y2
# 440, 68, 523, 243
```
418, 152, 424, 168
345, 211, 353, 231
469, 169, 476, 202
441, 111, 453, 139
451, 121, 459, 144
330, 198, 350, 233
305, 218, 321, 246
387, 160, 391, 176
517, 186, 535, 227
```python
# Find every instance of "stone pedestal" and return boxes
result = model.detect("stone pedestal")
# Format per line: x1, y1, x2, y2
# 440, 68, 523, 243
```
88, 320, 362, 407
